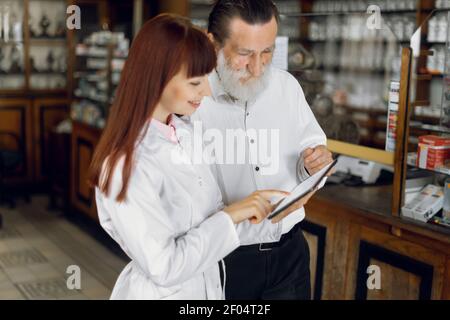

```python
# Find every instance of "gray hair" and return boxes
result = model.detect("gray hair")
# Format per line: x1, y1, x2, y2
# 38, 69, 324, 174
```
208, 0, 280, 46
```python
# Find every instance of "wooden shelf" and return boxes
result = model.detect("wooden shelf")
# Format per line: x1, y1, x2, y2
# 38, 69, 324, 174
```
300, 37, 411, 46
417, 70, 444, 77
285, 9, 418, 17
76, 53, 108, 58
317, 65, 387, 75
342, 105, 387, 116
0, 72, 26, 76
415, 74, 433, 80
31, 71, 67, 76
410, 123, 450, 134
0, 41, 25, 46
74, 94, 109, 104
411, 114, 441, 123
29, 88, 67, 95
425, 40, 447, 44
29, 38, 66, 46
411, 100, 430, 107
407, 153, 450, 175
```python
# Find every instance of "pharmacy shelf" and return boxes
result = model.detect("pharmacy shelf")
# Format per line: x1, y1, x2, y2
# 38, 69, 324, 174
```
407, 153, 450, 176
410, 123, 450, 134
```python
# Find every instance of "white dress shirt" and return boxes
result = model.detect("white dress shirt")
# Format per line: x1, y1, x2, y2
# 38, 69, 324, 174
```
191, 67, 327, 245
96, 115, 240, 299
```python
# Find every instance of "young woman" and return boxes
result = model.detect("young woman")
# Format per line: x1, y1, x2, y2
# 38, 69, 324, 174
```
88, 14, 287, 300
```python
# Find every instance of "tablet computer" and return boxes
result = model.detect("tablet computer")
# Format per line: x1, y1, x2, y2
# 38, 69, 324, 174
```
268, 158, 338, 220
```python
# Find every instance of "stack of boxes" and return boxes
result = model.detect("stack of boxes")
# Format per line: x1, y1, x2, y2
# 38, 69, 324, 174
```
416, 135, 450, 173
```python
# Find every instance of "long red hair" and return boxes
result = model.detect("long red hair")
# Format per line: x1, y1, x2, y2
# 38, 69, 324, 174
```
89, 14, 217, 202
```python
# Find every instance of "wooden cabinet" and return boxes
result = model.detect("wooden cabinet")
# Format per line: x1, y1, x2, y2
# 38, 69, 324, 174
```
48, 130, 71, 211
0, 97, 70, 187
0, 99, 33, 184
303, 186, 450, 300
70, 120, 101, 221
350, 226, 446, 300
300, 219, 328, 300
301, 200, 352, 300
33, 98, 70, 182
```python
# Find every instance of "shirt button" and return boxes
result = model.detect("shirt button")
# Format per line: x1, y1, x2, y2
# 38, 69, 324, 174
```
255, 166, 260, 172
250, 139, 255, 144
246, 112, 250, 116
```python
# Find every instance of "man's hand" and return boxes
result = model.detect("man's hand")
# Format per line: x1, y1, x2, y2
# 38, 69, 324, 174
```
271, 190, 317, 224
303, 145, 334, 176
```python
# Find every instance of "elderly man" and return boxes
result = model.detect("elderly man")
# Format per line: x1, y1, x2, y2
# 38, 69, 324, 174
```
192, 0, 333, 299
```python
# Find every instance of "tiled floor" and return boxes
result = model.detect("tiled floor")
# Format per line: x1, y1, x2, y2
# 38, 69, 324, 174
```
0, 196, 129, 300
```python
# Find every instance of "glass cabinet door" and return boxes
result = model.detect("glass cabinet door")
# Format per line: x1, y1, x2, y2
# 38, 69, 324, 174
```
0, 0, 26, 90
401, 9, 450, 228
28, 0, 67, 90
291, 11, 403, 150
441, 11, 450, 129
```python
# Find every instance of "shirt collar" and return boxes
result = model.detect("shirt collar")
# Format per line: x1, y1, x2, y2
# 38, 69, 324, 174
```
149, 114, 178, 144
209, 69, 229, 102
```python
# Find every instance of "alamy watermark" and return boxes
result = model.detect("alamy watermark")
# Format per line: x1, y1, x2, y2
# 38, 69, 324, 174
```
0, 3, 81, 42
66, 265, 81, 290
366, 5, 382, 30
367, 265, 381, 290
66, 5, 81, 30
171, 121, 280, 175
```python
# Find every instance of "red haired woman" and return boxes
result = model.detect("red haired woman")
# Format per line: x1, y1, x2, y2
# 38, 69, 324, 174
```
89, 14, 287, 300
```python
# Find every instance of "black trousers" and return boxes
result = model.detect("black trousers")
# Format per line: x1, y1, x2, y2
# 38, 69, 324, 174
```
221, 223, 311, 300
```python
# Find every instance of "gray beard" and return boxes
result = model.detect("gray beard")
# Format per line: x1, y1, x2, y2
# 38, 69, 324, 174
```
216, 50, 271, 103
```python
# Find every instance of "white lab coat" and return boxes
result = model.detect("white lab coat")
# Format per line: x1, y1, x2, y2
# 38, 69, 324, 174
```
96, 115, 240, 300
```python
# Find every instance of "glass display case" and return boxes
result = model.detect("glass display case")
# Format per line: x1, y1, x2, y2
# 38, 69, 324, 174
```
291, 11, 403, 150
441, 11, 450, 128
28, 0, 67, 90
396, 9, 450, 229
0, 0, 69, 92
71, 31, 129, 128
0, 0, 25, 90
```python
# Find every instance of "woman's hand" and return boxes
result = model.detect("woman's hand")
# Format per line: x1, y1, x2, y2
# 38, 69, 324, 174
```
224, 190, 290, 224
270, 189, 317, 224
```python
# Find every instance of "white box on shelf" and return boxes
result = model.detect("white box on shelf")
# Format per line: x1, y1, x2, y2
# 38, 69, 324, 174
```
402, 184, 444, 222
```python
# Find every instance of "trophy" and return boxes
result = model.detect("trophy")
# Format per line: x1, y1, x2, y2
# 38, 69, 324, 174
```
54, 20, 65, 38
30, 56, 38, 72
46, 51, 55, 72
58, 53, 67, 72
9, 46, 22, 73
39, 14, 51, 38
2, 5, 10, 43
29, 16, 37, 38
0, 47, 5, 73
9, 12, 23, 42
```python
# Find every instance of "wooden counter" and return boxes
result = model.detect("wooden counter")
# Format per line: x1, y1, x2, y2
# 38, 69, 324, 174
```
302, 184, 450, 300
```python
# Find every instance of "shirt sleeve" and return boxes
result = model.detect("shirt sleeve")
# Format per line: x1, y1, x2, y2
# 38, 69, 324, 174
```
294, 78, 328, 182
96, 164, 240, 288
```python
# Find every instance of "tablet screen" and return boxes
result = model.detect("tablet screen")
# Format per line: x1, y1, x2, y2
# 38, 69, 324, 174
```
268, 159, 337, 219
